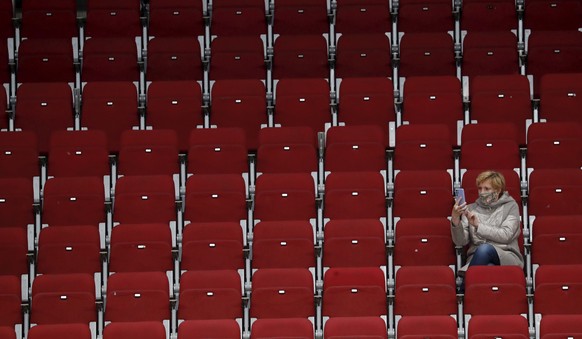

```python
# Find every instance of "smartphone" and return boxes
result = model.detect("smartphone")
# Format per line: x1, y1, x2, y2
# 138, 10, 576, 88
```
455, 188, 466, 205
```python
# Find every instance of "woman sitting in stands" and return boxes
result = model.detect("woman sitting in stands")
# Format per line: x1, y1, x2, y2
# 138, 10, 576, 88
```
451, 170, 524, 276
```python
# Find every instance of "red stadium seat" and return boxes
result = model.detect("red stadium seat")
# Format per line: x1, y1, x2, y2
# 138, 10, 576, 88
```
335, 34, 392, 78
180, 221, 244, 271
31, 273, 96, 325
250, 268, 314, 319
105, 271, 170, 322
322, 267, 387, 317
399, 32, 456, 78
178, 270, 242, 320
464, 266, 527, 316
394, 266, 457, 316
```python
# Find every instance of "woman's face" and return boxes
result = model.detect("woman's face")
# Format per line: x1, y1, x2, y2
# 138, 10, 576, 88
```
478, 179, 500, 205
477, 179, 496, 195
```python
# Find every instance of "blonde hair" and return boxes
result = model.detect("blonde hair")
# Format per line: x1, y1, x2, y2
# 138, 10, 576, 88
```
476, 170, 506, 193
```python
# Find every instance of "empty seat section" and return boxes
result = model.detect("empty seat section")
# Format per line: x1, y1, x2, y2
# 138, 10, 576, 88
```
398, 32, 456, 78
401, 76, 463, 145
467, 315, 530, 339
102, 321, 167, 339
104, 271, 170, 322
468, 74, 532, 145
464, 266, 527, 316
210, 0, 266, 36
460, 123, 522, 171
177, 270, 242, 320
322, 267, 387, 317
80, 81, 140, 153
323, 219, 386, 268
36, 225, 101, 275
524, 0, 582, 32
334, 0, 392, 34
538, 73, 582, 123
397, 0, 454, 33
251, 318, 314, 338
396, 315, 457, 339
146, 81, 204, 153
209, 36, 266, 80
272, 0, 329, 35
460, 0, 517, 32
16, 38, 76, 84
0, 0, 13, 40
528, 169, 582, 217
177, 319, 241, 339
148, 0, 205, 38
256, 126, 318, 174
187, 128, 249, 175
30, 273, 97, 325
272, 34, 329, 80
324, 125, 387, 173
81, 38, 140, 82
539, 314, 582, 339
42, 176, 106, 227
461, 31, 520, 78
393, 170, 452, 219
254, 173, 316, 222
0, 275, 24, 330
526, 122, 582, 170
393, 218, 456, 267
0, 131, 39, 180
117, 129, 180, 177
250, 268, 314, 319
252, 220, 315, 269
180, 221, 244, 271
19, 0, 78, 40
146, 37, 203, 81
209, 79, 267, 151
324, 171, 386, 220
335, 34, 392, 78
0, 326, 16, 339
531, 215, 582, 267
112, 175, 177, 225
324, 316, 387, 339
47, 130, 110, 178
109, 223, 174, 273
273, 78, 332, 135
0, 227, 29, 278
183, 174, 247, 224
526, 30, 582, 97
0, 177, 35, 230
534, 265, 582, 317
393, 124, 454, 171
337, 77, 396, 140
394, 266, 457, 316
27, 323, 92, 339
14, 83, 75, 154
84, 0, 143, 39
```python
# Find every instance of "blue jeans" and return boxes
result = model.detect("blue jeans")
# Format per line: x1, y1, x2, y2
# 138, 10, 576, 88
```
469, 243, 500, 267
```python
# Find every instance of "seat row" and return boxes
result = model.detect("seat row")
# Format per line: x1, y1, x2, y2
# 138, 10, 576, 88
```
2, 261, 582, 338
2, 73, 582, 155
4, 28, 582, 98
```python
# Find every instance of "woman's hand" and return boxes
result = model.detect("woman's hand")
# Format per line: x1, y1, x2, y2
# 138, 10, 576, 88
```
467, 210, 479, 230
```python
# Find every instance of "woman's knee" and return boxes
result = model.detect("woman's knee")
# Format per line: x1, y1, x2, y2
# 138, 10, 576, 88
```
474, 243, 497, 256
470, 244, 500, 266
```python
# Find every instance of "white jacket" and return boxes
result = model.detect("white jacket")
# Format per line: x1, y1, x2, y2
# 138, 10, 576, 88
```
451, 191, 524, 272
